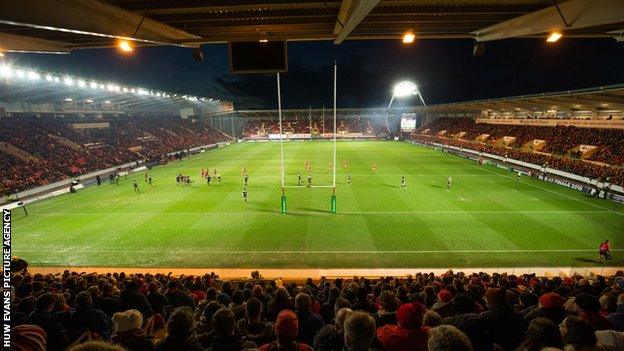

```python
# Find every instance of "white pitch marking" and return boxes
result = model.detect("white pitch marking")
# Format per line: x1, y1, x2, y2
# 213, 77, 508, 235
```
15, 249, 623, 254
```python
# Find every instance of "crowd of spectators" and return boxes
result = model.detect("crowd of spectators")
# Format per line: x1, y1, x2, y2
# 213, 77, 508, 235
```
243, 117, 385, 137
9, 259, 624, 351
0, 116, 230, 196
417, 118, 624, 165
413, 118, 624, 187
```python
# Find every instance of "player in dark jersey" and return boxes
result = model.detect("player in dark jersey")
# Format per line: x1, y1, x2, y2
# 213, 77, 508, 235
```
244, 174, 249, 186
347, 174, 351, 186
242, 187, 248, 202
148, 175, 152, 185
307, 174, 312, 188
401, 176, 406, 189
206, 174, 211, 185
133, 180, 139, 193
297, 172, 302, 186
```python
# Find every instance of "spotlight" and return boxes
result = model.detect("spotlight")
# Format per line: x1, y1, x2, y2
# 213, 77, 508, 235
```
64, 77, 74, 86
85, 99, 93, 103
15, 70, 25, 78
402, 30, 415, 44
118, 39, 134, 53
77, 80, 86, 87
27, 71, 40, 80
46, 75, 53, 82
90, 82, 98, 89
259, 39, 269, 43
547, 31, 562, 42
1, 65, 12, 77
64, 98, 73, 102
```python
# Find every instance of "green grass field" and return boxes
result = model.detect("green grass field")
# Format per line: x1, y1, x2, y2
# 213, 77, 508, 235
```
11, 141, 624, 269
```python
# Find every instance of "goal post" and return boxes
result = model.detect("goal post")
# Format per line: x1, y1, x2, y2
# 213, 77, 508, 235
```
275, 63, 338, 214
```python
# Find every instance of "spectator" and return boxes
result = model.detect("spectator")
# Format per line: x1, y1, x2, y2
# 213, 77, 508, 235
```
432, 290, 454, 318
373, 290, 399, 328
480, 287, 527, 350
111, 309, 153, 351
70, 291, 112, 337
11, 324, 47, 351
595, 330, 624, 351
515, 318, 563, 351
209, 307, 255, 351
120, 281, 153, 321
238, 297, 274, 346
146, 282, 169, 318
560, 316, 603, 351
423, 310, 442, 328
155, 307, 204, 351
525, 292, 572, 325
267, 288, 295, 322
343, 311, 376, 351
313, 307, 352, 351
165, 280, 196, 309
27, 293, 69, 351
259, 309, 313, 351
427, 325, 473, 351
68, 341, 127, 351
606, 293, 624, 331
376, 301, 429, 351
294, 292, 324, 345
574, 294, 614, 331
442, 293, 493, 351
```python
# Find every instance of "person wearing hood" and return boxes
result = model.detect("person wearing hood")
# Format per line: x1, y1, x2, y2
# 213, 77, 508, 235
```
525, 292, 575, 325
376, 301, 429, 351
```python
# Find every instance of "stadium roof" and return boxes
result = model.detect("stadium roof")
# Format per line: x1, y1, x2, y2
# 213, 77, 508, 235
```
1, 1, 623, 53
413, 84, 624, 114
0, 64, 232, 114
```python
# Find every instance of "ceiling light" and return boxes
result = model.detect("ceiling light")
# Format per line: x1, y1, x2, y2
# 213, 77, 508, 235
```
402, 30, 415, 44
547, 31, 562, 42
117, 40, 134, 53
259, 39, 269, 43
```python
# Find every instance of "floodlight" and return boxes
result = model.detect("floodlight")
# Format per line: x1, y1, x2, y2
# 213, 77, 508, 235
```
99, 84, 105, 89
90, 82, 97, 89
122, 87, 128, 92
130, 88, 136, 93
27, 71, 40, 80
15, 70, 25, 78
547, 31, 562, 42
77, 80, 86, 87
1, 65, 12, 77
0, 51, 4, 57
104, 100, 111, 104
402, 31, 415, 44
53, 77, 60, 82
64, 77, 74, 86
393, 81, 418, 98
64, 98, 73, 102
46, 75, 53, 82
106, 84, 114, 91
85, 99, 93, 103
117, 40, 134, 53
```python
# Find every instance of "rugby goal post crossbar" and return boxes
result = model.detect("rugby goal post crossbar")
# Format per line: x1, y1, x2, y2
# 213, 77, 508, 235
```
276, 63, 338, 214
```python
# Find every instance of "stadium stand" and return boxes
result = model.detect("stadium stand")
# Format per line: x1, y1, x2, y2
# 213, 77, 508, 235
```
9, 259, 624, 351
0, 115, 230, 196
242, 116, 386, 137
411, 118, 624, 187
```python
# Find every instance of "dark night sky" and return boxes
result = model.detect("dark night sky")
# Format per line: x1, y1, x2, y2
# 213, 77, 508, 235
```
8, 38, 624, 110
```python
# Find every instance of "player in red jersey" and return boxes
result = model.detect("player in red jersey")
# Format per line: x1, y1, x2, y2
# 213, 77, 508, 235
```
597, 240, 612, 262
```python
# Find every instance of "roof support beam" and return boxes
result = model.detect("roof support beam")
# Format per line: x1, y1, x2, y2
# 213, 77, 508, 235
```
334, 0, 380, 44
0, 32, 71, 54
1, 0, 200, 48
472, 0, 624, 42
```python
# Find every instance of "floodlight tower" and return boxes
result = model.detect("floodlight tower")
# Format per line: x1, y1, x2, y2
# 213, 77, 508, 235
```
385, 80, 426, 137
